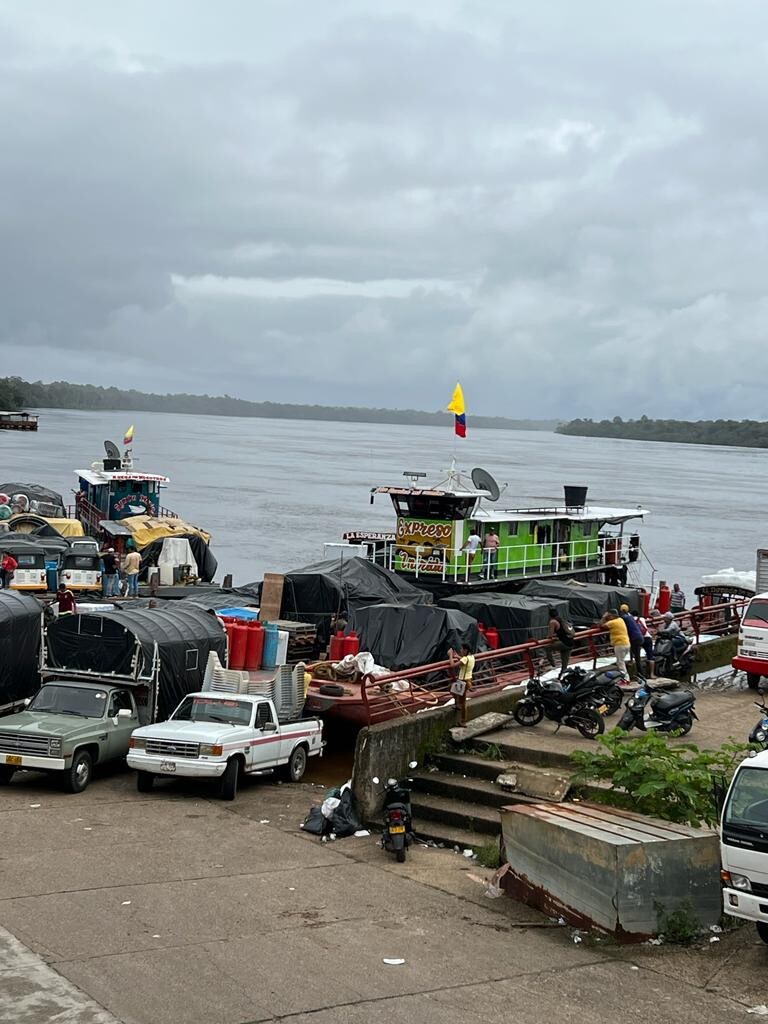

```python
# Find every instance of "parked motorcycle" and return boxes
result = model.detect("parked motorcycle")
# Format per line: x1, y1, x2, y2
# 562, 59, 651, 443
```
748, 698, 768, 747
617, 680, 697, 734
653, 632, 695, 678
513, 676, 606, 739
372, 762, 417, 863
558, 666, 626, 716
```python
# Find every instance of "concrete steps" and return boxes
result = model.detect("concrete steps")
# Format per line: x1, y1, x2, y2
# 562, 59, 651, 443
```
410, 792, 502, 840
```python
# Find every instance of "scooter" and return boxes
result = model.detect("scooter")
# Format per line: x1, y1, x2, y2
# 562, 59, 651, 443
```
653, 632, 695, 678
617, 680, 697, 734
748, 698, 768, 747
372, 762, 417, 863
513, 676, 606, 739
558, 666, 626, 716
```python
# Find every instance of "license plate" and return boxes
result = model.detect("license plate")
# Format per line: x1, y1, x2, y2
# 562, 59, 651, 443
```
5, 755, 21, 766
159, 760, 176, 773
389, 824, 406, 834
597, 704, 608, 715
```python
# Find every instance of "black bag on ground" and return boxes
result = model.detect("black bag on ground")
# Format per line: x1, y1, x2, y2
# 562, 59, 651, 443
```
302, 805, 327, 835
330, 788, 361, 837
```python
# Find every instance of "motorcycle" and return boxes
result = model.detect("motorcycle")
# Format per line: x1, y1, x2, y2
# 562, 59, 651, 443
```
748, 698, 768, 747
653, 632, 695, 678
617, 679, 697, 734
372, 762, 417, 863
513, 676, 606, 739
558, 666, 626, 716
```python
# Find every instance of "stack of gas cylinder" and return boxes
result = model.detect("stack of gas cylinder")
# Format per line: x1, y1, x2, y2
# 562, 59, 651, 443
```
328, 630, 360, 662
477, 622, 500, 650
217, 608, 288, 672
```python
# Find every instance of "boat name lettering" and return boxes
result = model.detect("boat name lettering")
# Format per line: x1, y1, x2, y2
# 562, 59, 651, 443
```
113, 493, 155, 513
396, 520, 452, 542
397, 553, 443, 573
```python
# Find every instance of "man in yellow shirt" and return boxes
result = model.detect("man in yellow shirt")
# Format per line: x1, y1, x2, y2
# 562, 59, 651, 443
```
448, 644, 475, 726
601, 609, 631, 682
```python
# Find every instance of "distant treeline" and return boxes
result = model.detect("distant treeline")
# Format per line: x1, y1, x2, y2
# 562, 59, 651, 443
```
2, 377, 556, 431
557, 416, 768, 448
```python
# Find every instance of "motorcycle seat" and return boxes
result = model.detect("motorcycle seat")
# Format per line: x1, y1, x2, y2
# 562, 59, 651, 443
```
653, 690, 694, 711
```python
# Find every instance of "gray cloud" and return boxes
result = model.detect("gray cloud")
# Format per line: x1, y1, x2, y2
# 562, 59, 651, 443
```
1, 1, 767, 416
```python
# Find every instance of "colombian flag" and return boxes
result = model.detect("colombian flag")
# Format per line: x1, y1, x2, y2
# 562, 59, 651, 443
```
123, 425, 135, 446
447, 383, 466, 438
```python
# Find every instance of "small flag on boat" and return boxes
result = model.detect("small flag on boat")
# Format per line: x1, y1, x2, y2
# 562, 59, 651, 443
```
447, 383, 466, 438
123, 425, 134, 446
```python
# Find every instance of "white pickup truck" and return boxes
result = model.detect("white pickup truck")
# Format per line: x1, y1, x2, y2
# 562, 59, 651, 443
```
127, 691, 323, 800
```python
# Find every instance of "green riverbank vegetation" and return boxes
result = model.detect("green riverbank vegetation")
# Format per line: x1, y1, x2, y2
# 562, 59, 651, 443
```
557, 416, 768, 448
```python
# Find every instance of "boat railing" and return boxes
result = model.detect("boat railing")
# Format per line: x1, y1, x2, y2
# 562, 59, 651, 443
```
371, 532, 642, 585
359, 601, 748, 724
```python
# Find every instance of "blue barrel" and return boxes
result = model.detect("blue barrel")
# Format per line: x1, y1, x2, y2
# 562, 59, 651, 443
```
45, 560, 59, 592
261, 622, 280, 669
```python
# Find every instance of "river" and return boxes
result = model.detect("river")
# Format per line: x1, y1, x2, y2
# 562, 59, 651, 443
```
0, 408, 764, 596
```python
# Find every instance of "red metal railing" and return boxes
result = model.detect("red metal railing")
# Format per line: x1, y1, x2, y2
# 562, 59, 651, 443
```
359, 601, 748, 724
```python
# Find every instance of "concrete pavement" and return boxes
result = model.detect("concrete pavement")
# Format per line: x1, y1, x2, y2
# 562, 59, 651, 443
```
0, 764, 764, 1023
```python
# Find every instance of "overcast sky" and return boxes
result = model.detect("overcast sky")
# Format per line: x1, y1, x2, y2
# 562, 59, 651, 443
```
1, 1, 767, 419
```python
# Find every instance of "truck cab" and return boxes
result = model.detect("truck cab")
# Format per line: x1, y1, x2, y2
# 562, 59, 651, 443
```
732, 592, 768, 689
720, 750, 768, 943
0, 680, 140, 793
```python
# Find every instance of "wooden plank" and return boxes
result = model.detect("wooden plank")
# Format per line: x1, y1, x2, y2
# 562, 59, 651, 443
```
260, 573, 284, 622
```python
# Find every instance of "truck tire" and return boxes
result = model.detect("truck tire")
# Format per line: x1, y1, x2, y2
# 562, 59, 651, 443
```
136, 771, 154, 793
747, 673, 762, 690
757, 922, 768, 944
282, 745, 307, 782
0, 766, 15, 786
219, 757, 240, 801
64, 749, 93, 794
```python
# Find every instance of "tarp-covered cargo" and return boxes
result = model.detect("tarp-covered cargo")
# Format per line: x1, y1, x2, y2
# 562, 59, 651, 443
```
0, 590, 42, 711
44, 606, 226, 722
0, 533, 71, 560
0, 483, 66, 517
179, 589, 260, 612
438, 593, 571, 647
348, 603, 480, 671
139, 535, 218, 583
519, 579, 642, 624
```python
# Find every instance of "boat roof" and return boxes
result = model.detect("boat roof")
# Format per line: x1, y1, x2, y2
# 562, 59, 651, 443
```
474, 505, 648, 525
76, 468, 170, 486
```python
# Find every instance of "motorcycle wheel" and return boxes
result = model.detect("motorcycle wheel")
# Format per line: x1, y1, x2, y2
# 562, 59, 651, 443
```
603, 685, 624, 716
670, 713, 693, 736
396, 848, 406, 863
513, 700, 544, 727
617, 709, 635, 732
573, 707, 605, 739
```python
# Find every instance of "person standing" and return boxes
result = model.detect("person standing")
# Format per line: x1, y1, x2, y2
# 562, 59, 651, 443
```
55, 583, 77, 616
544, 606, 575, 677
123, 548, 142, 598
635, 613, 655, 678
101, 547, 119, 598
448, 643, 475, 726
601, 609, 631, 682
670, 583, 686, 613
619, 603, 645, 680
0, 551, 18, 589
483, 527, 500, 579
462, 527, 482, 573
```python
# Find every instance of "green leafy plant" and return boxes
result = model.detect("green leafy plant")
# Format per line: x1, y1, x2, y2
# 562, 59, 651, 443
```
655, 899, 701, 945
570, 730, 755, 827
476, 742, 504, 761
475, 840, 501, 869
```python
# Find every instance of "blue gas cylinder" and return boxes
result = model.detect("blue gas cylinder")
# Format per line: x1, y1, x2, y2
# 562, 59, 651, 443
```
261, 622, 280, 669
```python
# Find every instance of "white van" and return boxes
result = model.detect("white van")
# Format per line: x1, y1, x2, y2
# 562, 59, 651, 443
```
720, 750, 768, 943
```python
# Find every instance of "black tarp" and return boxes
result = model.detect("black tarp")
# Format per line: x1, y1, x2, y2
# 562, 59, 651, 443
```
438, 593, 570, 647
0, 591, 42, 707
138, 535, 218, 583
0, 483, 66, 517
45, 606, 226, 720
348, 603, 481, 670
243, 557, 432, 643
178, 589, 260, 612
0, 534, 71, 560
518, 579, 642, 624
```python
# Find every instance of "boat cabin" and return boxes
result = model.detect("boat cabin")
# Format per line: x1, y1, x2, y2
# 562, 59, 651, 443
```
355, 473, 648, 589
74, 452, 171, 535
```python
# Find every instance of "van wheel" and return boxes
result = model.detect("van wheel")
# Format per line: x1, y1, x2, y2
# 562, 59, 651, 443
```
0, 767, 15, 785
757, 922, 768, 944
747, 673, 762, 690
219, 758, 240, 801
136, 771, 154, 793
64, 750, 93, 793
283, 745, 307, 782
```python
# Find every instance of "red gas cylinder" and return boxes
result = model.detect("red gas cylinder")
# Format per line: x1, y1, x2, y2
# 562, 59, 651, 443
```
700, 593, 712, 608
657, 583, 671, 614
478, 622, 487, 637
342, 630, 360, 657
225, 621, 236, 663
329, 631, 345, 662
485, 626, 500, 650
244, 621, 264, 671
640, 589, 651, 618
229, 623, 248, 670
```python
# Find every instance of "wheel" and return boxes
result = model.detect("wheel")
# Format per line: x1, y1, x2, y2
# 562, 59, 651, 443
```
748, 673, 762, 690
757, 921, 768, 944
136, 771, 154, 793
574, 708, 605, 739
0, 766, 15, 785
617, 709, 635, 732
396, 848, 406, 863
282, 745, 307, 783
513, 700, 544, 727
671, 713, 693, 736
64, 749, 93, 793
603, 685, 624, 716
218, 758, 240, 801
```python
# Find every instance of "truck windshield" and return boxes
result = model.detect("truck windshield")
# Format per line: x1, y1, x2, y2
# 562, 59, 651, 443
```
744, 599, 768, 627
724, 767, 768, 830
28, 685, 107, 718
172, 696, 252, 726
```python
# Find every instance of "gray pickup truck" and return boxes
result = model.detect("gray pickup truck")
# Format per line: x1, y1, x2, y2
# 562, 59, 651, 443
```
0, 680, 140, 792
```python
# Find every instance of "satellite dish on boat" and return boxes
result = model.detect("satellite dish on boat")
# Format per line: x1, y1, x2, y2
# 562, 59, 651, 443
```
471, 467, 501, 502
104, 440, 121, 460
